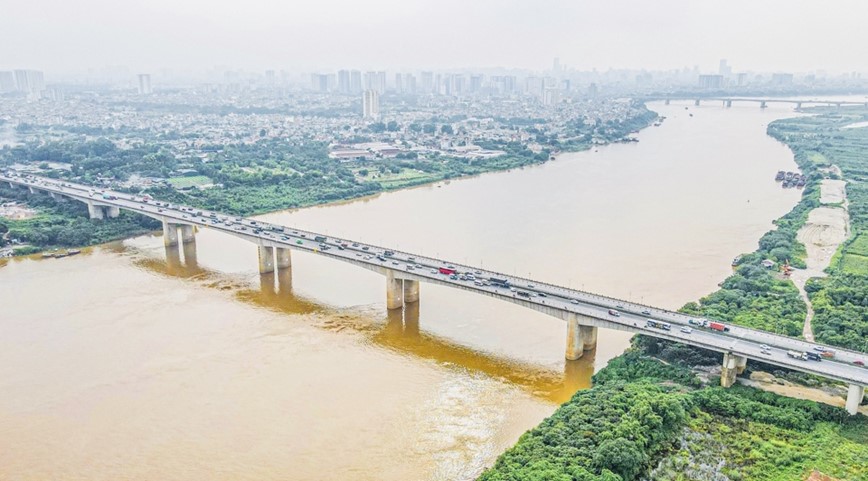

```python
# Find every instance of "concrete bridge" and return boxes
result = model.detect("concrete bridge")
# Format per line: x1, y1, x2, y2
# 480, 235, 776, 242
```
651, 97, 868, 109
4, 172, 866, 414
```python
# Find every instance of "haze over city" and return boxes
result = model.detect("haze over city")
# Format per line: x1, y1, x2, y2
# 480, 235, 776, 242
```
3, 0, 868, 74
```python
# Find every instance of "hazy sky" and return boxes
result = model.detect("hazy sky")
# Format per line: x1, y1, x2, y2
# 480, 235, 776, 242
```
3, 0, 868, 75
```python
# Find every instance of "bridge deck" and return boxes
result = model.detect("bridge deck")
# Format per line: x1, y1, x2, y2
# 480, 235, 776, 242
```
3, 172, 866, 387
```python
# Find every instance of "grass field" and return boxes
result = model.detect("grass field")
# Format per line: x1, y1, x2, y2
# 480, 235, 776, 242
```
167, 175, 213, 189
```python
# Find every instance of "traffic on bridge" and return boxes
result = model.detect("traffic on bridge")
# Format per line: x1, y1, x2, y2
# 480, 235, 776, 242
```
3, 171, 866, 414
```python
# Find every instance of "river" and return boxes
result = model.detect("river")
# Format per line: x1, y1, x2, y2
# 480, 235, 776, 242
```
0, 101, 807, 480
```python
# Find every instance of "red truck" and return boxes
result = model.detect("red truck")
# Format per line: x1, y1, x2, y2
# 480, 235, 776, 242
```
708, 322, 730, 332
439, 267, 456, 275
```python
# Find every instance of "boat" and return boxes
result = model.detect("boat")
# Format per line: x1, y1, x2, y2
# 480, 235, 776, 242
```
41, 252, 55, 258
732, 255, 743, 266
775, 171, 785, 181
68, 249, 81, 256
54, 251, 68, 258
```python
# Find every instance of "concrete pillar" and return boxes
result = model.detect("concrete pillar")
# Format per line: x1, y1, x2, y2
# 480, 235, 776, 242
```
846, 384, 864, 415
760, 101, 767, 108
105, 206, 120, 218
580, 325, 598, 351
275, 247, 292, 269
664, 99, 670, 105
735, 355, 747, 374
28, 186, 35, 194
565, 313, 584, 361
720, 352, 746, 388
179, 224, 195, 243
694, 99, 700, 106
87, 202, 105, 220
725, 100, 732, 108
796, 102, 802, 109
181, 241, 198, 270
403, 279, 419, 303
162, 220, 178, 246
258, 246, 275, 274
385, 270, 403, 310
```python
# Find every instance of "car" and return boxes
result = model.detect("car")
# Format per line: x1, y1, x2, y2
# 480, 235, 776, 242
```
362, 246, 369, 251
616, 304, 624, 309
679, 327, 692, 334
570, 299, 579, 304
760, 344, 770, 351
391, 261, 398, 265
296, 240, 303, 245
813, 346, 826, 352
352, 243, 359, 247
608, 309, 620, 317
761, 349, 772, 356
538, 292, 548, 298
641, 309, 651, 315
855, 360, 865, 366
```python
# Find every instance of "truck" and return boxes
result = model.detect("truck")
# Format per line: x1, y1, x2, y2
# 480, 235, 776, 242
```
489, 277, 510, 287
101, 194, 118, 200
439, 267, 456, 275
786, 350, 808, 361
820, 350, 836, 359
314, 235, 327, 243
806, 352, 823, 361
708, 321, 730, 332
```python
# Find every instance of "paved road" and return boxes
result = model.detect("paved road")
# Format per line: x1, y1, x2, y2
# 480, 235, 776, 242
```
4, 172, 867, 387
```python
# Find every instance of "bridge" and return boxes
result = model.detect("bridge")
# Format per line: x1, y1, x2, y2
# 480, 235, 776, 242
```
649, 97, 868, 109
3, 172, 866, 415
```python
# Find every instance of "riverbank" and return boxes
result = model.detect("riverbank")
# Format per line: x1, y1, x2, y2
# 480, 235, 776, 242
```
477, 105, 868, 481
0, 108, 659, 257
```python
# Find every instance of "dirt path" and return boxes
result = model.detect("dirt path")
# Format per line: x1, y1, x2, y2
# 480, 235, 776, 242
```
790, 172, 849, 342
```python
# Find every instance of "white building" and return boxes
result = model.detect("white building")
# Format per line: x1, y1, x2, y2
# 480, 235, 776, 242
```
137, 74, 152, 94
363, 89, 380, 119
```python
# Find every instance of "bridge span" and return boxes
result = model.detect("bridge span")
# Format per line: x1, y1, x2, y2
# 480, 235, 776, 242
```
3, 172, 866, 414
649, 97, 868, 109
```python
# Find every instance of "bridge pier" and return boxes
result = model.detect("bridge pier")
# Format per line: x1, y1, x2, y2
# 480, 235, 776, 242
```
275, 247, 292, 270
760, 101, 767, 108
720, 352, 747, 387
724, 100, 732, 108
664, 99, 670, 105
105, 206, 120, 218
565, 314, 598, 360
162, 220, 178, 246
28, 186, 36, 194
258, 246, 275, 274
179, 224, 195, 243
694, 99, 700, 106
88, 201, 105, 220
796, 102, 802, 109
846, 384, 864, 415
385, 270, 404, 310
403, 279, 420, 303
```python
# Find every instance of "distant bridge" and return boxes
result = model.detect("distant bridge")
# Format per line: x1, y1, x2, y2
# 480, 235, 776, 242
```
3, 172, 866, 414
647, 97, 868, 109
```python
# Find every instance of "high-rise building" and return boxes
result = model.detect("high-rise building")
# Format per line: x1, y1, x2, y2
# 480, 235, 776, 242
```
14, 70, 45, 96
587, 83, 598, 98
553, 57, 561, 73
698, 74, 723, 89
310, 73, 329, 92
350, 70, 362, 93
718, 59, 732, 77
543, 87, 560, 106
394, 73, 403, 94
137, 74, 152, 94
771, 73, 794, 86
338, 70, 351, 93
525, 76, 544, 98
362, 89, 380, 119
420, 71, 434, 93
376, 71, 386, 93
403, 73, 416, 95
265, 70, 276, 85
0, 71, 14, 92
470, 75, 483, 93
364, 71, 377, 91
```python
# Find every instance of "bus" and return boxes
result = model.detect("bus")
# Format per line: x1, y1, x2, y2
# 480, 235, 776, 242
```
646, 319, 671, 331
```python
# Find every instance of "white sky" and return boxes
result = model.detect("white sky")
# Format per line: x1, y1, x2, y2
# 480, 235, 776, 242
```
2, 0, 867, 74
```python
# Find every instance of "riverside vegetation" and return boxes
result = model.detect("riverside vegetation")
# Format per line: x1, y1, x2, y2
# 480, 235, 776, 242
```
478, 107, 868, 481
0, 106, 657, 253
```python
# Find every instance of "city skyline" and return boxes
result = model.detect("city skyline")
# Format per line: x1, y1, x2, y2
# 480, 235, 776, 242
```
3, 0, 868, 75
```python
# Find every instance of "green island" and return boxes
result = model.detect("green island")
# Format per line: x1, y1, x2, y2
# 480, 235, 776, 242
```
477, 107, 868, 481
0, 106, 656, 254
